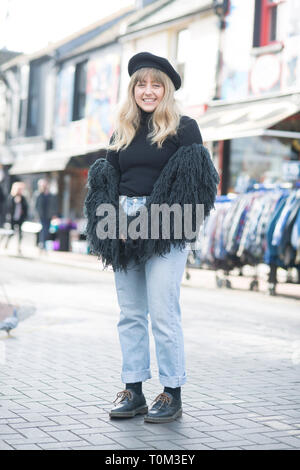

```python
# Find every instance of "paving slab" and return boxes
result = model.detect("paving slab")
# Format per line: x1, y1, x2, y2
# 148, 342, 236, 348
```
0, 252, 300, 450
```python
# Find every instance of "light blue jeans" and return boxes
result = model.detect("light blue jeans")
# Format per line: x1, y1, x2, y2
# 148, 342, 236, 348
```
114, 195, 189, 388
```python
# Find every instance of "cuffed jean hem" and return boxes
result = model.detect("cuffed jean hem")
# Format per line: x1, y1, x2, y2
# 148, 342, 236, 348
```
159, 373, 187, 388
121, 369, 152, 384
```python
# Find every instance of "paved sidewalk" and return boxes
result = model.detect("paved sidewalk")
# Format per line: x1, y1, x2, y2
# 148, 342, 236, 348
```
0, 239, 300, 450
1, 233, 300, 299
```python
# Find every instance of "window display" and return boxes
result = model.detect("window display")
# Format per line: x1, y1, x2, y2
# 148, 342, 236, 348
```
230, 135, 295, 193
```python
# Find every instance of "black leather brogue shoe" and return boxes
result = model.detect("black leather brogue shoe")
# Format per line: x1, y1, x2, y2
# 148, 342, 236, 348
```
144, 392, 182, 423
109, 389, 148, 419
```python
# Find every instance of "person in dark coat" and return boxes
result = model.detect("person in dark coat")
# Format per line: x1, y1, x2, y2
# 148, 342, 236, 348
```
85, 52, 219, 423
5, 182, 28, 253
35, 179, 58, 249
0, 183, 5, 228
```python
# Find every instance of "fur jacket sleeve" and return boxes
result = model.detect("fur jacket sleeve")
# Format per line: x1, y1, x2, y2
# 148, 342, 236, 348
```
84, 143, 220, 272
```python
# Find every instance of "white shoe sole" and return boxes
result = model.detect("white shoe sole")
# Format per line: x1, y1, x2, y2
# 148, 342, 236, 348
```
144, 407, 183, 423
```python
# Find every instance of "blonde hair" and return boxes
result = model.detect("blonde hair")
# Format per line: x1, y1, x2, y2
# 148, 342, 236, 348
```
10, 182, 25, 197
108, 67, 182, 151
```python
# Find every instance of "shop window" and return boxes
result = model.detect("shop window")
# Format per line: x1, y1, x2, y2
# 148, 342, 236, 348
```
72, 61, 87, 121
18, 65, 29, 134
18, 99, 25, 130
26, 61, 42, 136
176, 29, 190, 88
229, 135, 293, 193
253, 0, 283, 47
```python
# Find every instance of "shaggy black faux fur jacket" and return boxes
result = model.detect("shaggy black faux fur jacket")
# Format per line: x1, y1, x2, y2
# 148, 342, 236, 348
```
84, 143, 220, 272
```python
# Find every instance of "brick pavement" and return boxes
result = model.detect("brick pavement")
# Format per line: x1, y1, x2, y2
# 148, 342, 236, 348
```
1, 315, 300, 450
0, 241, 300, 450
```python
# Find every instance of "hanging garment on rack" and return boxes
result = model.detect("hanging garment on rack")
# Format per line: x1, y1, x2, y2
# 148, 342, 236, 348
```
291, 208, 300, 265
225, 197, 249, 255
194, 187, 300, 272
214, 203, 231, 261
271, 192, 297, 247
264, 195, 289, 266
255, 191, 284, 258
237, 192, 266, 263
278, 197, 300, 267
291, 207, 300, 251
200, 210, 217, 265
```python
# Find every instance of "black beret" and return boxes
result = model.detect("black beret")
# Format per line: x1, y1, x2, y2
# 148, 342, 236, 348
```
128, 52, 181, 90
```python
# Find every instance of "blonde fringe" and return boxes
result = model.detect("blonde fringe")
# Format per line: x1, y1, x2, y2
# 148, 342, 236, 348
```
108, 67, 182, 151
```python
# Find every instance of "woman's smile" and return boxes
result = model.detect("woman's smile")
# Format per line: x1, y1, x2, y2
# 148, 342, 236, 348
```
134, 74, 165, 112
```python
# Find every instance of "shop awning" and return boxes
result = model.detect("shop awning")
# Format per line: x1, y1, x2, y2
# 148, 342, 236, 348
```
8, 144, 105, 175
197, 92, 300, 142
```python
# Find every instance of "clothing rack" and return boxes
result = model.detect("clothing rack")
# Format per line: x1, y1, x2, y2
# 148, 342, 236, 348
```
188, 183, 300, 296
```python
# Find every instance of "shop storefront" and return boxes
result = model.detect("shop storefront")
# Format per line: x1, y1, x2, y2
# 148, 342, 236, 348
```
197, 91, 300, 194
194, 91, 300, 295
229, 131, 299, 193
8, 146, 104, 253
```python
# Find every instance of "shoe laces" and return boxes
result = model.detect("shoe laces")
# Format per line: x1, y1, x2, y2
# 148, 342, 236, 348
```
113, 389, 133, 405
151, 392, 172, 409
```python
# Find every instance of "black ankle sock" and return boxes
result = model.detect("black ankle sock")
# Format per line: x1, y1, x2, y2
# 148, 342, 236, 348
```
126, 382, 142, 395
164, 386, 181, 400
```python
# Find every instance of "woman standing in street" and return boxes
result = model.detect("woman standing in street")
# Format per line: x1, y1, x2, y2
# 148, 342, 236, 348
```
5, 182, 28, 254
85, 52, 219, 423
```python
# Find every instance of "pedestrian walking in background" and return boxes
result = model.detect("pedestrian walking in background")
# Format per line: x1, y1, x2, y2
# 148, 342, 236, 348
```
35, 179, 58, 250
0, 183, 5, 228
85, 52, 219, 423
5, 182, 28, 254
0, 164, 6, 228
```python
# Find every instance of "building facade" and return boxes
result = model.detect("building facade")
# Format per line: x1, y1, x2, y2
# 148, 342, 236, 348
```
198, 0, 300, 194
0, 0, 223, 228
0, 6, 135, 221
4, 1, 297, 244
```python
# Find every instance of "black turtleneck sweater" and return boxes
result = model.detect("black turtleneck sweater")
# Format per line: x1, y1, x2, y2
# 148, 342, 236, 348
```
106, 109, 203, 197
